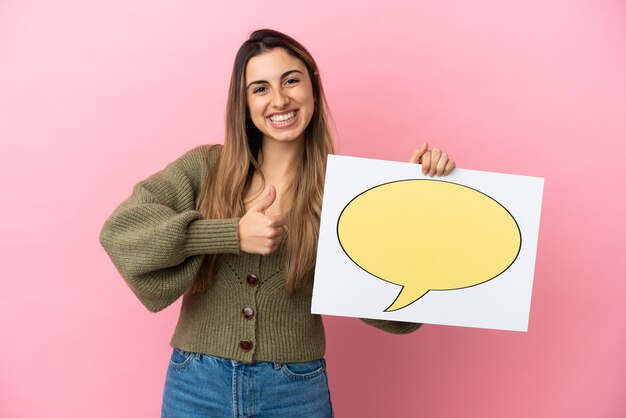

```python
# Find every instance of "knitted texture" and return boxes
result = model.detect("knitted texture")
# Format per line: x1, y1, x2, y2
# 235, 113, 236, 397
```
100, 145, 420, 363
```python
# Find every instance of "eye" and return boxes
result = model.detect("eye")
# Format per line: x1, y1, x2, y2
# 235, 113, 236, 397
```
253, 86, 268, 94
284, 78, 300, 86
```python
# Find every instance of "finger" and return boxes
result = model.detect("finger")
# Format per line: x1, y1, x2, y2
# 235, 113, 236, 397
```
435, 152, 448, 176
252, 185, 277, 213
269, 215, 287, 228
261, 245, 274, 256
409, 142, 429, 163
428, 148, 442, 176
269, 242, 280, 254
443, 159, 456, 176
420, 151, 431, 175
264, 239, 281, 255
266, 225, 285, 239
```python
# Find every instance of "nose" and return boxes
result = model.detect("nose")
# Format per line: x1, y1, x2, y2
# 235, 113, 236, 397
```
271, 88, 290, 109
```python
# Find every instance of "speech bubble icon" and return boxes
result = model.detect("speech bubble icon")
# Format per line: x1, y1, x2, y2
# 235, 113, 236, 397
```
337, 180, 521, 312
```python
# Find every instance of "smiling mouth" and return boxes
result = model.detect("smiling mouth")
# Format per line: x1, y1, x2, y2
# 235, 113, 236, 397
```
267, 110, 298, 126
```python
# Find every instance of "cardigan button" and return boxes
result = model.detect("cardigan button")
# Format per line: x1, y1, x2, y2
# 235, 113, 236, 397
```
239, 339, 253, 352
242, 307, 254, 319
246, 273, 259, 286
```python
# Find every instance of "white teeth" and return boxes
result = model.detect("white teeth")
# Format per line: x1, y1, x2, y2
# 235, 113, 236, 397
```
269, 111, 296, 123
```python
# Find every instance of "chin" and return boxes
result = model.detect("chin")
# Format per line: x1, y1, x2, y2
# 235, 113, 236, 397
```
266, 129, 306, 143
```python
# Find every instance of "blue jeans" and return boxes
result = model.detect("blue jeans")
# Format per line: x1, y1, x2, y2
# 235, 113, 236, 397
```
161, 348, 334, 418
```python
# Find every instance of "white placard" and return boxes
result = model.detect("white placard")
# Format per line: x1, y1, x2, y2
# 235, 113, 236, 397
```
312, 155, 544, 332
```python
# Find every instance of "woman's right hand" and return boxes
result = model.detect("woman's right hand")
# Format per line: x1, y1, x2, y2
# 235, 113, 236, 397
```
238, 186, 286, 255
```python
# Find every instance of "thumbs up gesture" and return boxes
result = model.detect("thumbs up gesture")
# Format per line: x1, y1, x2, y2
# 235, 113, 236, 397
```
238, 186, 287, 255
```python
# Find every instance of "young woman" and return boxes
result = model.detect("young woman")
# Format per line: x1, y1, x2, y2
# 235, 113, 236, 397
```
100, 29, 455, 418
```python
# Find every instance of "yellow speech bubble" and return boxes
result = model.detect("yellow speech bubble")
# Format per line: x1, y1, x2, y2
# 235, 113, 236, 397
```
337, 180, 521, 312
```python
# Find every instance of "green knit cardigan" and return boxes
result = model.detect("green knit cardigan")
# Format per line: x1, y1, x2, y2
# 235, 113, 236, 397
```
99, 145, 420, 363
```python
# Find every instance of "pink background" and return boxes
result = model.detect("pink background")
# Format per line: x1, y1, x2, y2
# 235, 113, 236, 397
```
1, 1, 625, 417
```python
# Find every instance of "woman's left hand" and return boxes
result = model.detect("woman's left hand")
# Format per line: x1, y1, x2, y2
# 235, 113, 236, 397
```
409, 142, 456, 177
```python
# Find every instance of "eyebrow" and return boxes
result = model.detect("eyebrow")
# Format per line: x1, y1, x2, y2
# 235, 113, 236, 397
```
246, 69, 304, 90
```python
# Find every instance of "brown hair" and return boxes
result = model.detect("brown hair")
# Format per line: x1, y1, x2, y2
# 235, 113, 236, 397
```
191, 29, 334, 293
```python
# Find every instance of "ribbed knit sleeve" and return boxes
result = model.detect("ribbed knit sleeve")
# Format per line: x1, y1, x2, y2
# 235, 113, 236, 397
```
99, 145, 240, 312
359, 318, 422, 334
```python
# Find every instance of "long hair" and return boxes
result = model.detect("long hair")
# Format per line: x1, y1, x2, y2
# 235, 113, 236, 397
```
190, 29, 335, 293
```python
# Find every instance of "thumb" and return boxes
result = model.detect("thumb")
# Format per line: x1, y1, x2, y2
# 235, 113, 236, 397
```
409, 142, 429, 163
252, 185, 277, 213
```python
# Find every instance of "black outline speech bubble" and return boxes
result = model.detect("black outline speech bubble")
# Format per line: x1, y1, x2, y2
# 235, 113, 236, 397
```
336, 179, 522, 312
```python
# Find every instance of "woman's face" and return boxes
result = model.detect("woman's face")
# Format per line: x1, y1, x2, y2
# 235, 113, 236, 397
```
245, 47, 315, 145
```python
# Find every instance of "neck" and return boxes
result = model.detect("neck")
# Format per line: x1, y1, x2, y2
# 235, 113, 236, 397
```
258, 138, 304, 182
